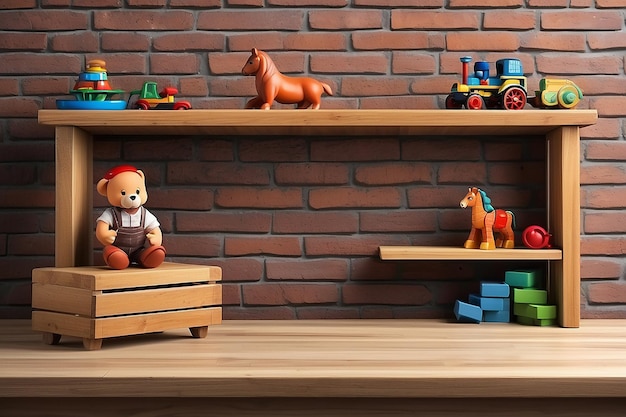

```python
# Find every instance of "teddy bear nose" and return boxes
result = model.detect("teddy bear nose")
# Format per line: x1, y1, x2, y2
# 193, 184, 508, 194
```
130, 195, 136, 200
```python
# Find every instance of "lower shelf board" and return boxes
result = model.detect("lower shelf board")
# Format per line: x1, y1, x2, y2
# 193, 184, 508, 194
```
379, 245, 563, 261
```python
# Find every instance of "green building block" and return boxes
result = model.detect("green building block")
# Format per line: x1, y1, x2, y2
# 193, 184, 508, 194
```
514, 303, 557, 320
512, 288, 548, 304
505, 270, 540, 288
516, 315, 556, 326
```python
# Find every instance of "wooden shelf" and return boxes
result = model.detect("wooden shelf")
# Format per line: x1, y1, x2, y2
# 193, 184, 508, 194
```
38, 108, 597, 328
379, 246, 562, 261
38, 109, 598, 136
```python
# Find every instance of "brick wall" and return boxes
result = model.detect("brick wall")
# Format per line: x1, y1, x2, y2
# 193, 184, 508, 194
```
1, 0, 625, 320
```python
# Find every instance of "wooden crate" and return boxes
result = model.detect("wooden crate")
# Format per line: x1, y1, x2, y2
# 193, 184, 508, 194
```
32, 262, 222, 350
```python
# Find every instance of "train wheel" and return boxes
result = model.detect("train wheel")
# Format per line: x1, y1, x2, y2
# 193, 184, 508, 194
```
557, 85, 579, 109
445, 94, 462, 109
465, 94, 484, 110
502, 87, 526, 110
136, 101, 150, 110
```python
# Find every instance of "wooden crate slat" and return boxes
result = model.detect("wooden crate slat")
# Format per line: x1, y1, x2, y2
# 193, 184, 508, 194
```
94, 284, 222, 317
31, 283, 94, 316
32, 311, 94, 339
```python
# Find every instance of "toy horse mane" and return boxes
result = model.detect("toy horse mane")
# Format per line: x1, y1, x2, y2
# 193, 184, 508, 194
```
255, 49, 279, 82
477, 189, 495, 212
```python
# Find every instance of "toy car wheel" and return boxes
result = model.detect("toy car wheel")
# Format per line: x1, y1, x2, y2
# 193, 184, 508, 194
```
557, 85, 580, 109
502, 87, 526, 110
136, 101, 150, 110
465, 94, 484, 110
173, 103, 191, 110
445, 94, 462, 109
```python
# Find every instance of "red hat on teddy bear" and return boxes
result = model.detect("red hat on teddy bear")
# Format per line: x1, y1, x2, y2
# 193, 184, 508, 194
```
103, 165, 139, 180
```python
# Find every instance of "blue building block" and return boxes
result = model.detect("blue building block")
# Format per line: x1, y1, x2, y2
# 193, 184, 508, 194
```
469, 294, 506, 311
505, 270, 540, 288
483, 309, 510, 323
480, 281, 510, 298
454, 300, 482, 323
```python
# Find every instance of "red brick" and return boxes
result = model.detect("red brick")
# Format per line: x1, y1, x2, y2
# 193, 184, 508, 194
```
224, 306, 296, 320
94, 10, 193, 30
225, 236, 301, 256
360, 210, 438, 233
227, 33, 285, 52
581, 258, 622, 280
0, 0, 36, 8
283, 33, 347, 51
570, 0, 592, 6
0, 143, 54, 162
266, 258, 349, 281
168, 162, 270, 185
197, 140, 235, 161
210, 257, 264, 282
450, 0, 522, 5
275, 163, 349, 185
403, 138, 481, 160
161, 235, 221, 257
85, 54, 147, 74
407, 187, 467, 208
581, 186, 626, 209
355, 162, 431, 185
484, 142, 524, 161
541, 11, 623, 30
239, 139, 307, 162
579, 118, 621, 140
177, 211, 271, 233
146, 189, 214, 210
309, 10, 382, 30
342, 283, 431, 305
228, 0, 263, 5
311, 52, 388, 74
73, 0, 122, 6
585, 141, 626, 161
537, 54, 621, 75
197, 10, 304, 31
273, 211, 358, 234
488, 161, 545, 185
153, 33, 224, 52
355, 0, 441, 5
221, 284, 241, 306
527, 0, 567, 5
0, 10, 88, 30
391, 10, 479, 30
21, 77, 70, 95
353, 31, 443, 51
309, 187, 402, 209
0, 189, 55, 208
179, 77, 209, 97
0, 97, 41, 118
0, 33, 47, 51
150, 54, 199, 74
588, 33, 626, 50
101, 32, 151, 52
588, 282, 626, 304
596, 0, 626, 6
210, 51, 305, 75
0, 212, 40, 234
581, 236, 626, 256
341, 77, 410, 96
8, 234, 54, 256
591, 97, 626, 118
311, 138, 399, 161
127, 0, 166, 6
584, 212, 626, 233
216, 187, 303, 209
298, 308, 360, 319
51, 32, 99, 53
483, 11, 535, 30
270, 0, 348, 5
0, 78, 19, 96
0, 53, 81, 75
209, 78, 255, 97
243, 283, 338, 306
304, 235, 410, 256
520, 33, 586, 52
437, 162, 486, 184
447, 32, 520, 52
7, 119, 54, 139
0, 257, 53, 280
391, 53, 437, 75
411, 76, 458, 95
170, 0, 219, 6
0, 165, 36, 185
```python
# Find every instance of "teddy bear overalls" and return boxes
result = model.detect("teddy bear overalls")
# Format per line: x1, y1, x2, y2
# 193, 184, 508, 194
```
110, 206, 148, 261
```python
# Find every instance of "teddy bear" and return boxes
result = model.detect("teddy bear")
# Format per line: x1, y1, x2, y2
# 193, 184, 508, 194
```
95, 165, 166, 270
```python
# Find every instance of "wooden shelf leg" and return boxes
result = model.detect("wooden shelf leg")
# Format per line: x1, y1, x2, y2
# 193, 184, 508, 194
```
190, 326, 208, 338
83, 338, 103, 350
42, 332, 61, 345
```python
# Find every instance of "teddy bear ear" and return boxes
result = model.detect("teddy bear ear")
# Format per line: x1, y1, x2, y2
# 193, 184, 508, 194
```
96, 179, 109, 196
136, 169, 146, 181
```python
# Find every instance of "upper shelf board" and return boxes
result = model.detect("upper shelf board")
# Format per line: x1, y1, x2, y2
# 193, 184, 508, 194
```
38, 109, 598, 137
379, 246, 563, 261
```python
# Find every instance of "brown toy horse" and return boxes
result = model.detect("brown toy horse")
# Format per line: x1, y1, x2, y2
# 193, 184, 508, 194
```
241, 48, 333, 110
459, 187, 515, 250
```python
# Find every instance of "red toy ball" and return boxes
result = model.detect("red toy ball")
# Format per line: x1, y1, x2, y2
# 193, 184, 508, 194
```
522, 225, 552, 249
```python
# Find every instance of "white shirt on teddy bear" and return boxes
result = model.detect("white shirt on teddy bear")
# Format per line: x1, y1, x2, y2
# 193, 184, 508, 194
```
97, 208, 160, 231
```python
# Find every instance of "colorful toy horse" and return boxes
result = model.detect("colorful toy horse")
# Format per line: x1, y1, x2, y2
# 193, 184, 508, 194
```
241, 48, 333, 110
459, 187, 515, 250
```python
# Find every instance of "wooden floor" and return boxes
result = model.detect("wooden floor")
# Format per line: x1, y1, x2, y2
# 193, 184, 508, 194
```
2, 319, 626, 416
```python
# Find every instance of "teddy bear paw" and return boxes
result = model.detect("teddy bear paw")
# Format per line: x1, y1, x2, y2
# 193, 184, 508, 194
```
103, 245, 130, 270
138, 245, 166, 268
